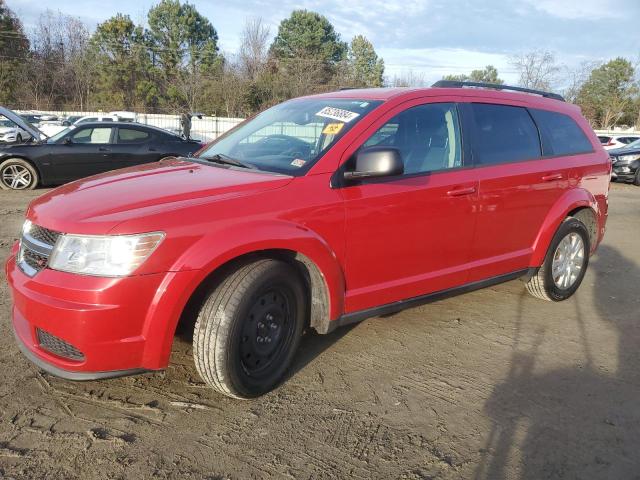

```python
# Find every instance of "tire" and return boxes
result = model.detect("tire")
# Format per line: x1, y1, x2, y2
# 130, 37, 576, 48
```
0, 158, 39, 190
633, 168, 640, 186
193, 259, 307, 399
16, 133, 22, 143
526, 217, 590, 301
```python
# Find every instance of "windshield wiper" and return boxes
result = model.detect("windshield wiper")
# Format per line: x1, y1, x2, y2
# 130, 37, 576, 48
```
205, 153, 254, 169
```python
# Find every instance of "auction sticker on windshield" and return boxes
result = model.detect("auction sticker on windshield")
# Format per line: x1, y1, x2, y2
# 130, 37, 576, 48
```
316, 107, 360, 123
322, 123, 344, 135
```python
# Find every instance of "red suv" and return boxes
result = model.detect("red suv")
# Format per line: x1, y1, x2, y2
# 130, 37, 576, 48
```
5, 82, 610, 398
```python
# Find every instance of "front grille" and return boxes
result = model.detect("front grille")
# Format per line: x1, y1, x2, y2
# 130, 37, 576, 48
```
17, 224, 60, 277
36, 328, 85, 361
21, 248, 48, 272
29, 225, 61, 246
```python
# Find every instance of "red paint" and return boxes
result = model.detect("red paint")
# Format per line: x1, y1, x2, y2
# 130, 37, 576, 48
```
5, 87, 610, 375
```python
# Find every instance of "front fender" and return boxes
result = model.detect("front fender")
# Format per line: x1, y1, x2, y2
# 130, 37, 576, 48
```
141, 220, 346, 368
530, 188, 599, 266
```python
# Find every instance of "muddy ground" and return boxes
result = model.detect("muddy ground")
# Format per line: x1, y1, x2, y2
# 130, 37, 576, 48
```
0, 183, 639, 479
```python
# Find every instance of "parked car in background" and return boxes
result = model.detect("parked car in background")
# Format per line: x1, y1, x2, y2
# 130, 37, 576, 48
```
4, 82, 610, 399
0, 107, 203, 190
598, 134, 640, 150
0, 117, 31, 144
609, 138, 640, 185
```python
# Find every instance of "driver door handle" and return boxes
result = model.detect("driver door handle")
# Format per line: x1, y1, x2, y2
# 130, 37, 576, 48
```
447, 186, 476, 197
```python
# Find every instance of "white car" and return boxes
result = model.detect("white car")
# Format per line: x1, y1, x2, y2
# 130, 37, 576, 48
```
598, 134, 640, 150
0, 118, 31, 143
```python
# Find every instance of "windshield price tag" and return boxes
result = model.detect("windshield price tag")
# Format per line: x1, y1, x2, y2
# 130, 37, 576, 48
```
291, 158, 306, 167
316, 107, 360, 123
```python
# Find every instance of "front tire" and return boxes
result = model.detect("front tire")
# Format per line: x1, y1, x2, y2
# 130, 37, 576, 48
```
0, 158, 38, 190
526, 217, 590, 301
193, 259, 307, 399
633, 168, 640, 186
16, 133, 22, 143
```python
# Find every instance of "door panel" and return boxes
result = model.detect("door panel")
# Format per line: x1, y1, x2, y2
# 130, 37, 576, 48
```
341, 102, 478, 313
461, 102, 570, 282
48, 127, 115, 183
110, 127, 160, 170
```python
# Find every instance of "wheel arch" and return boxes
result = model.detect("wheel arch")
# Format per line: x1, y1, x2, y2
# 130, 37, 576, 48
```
530, 188, 600, 266
142, 225, 346, 369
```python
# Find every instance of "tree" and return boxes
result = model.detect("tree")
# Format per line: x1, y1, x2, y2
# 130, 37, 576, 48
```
344, 35, 384, 87
510, 50, 560, 91
147, 0, 219, 76
0, 0, 29, 105
270, 9, 347, 83
576, 58, 637, 129
238, 18, 270, 81
147, 0, 220, 110
25, 11, 96, 110
90, 14, 153, 109
443, 65, 504, 84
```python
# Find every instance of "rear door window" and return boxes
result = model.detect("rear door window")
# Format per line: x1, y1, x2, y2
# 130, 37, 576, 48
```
530, 109, 593, 156
117, 128, 150, 144
468, 103, 541, 165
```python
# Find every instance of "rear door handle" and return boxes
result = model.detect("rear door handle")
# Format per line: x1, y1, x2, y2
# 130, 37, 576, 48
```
542, 173, 563, 181
98, 147, 110, 152
446, 186, 476, 197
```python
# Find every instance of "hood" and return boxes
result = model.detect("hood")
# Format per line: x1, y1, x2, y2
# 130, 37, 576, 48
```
0, 106, 45, 140
608, 145, 640, 156
0, 126, 16, 134
28, 158, 292, 234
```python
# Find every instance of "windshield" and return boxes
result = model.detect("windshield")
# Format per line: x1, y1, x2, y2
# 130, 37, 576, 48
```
198, 98, 382, 175
0, 119, 15, 128
624, 138, 640, 149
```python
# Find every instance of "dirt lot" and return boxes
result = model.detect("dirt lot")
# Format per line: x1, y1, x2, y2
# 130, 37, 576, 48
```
1, 182, 639, 480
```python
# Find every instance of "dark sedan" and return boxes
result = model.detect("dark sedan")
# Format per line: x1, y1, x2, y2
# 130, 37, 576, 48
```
609, 139, 640, 186
0, 108, 203, 190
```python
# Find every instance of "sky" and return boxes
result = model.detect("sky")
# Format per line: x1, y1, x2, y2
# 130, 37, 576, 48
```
7, 0, 640, 86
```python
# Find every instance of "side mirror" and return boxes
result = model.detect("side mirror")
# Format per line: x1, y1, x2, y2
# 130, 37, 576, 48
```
63, 137, 73, 145
62, 121, 70, 126
344, 147, 404, 181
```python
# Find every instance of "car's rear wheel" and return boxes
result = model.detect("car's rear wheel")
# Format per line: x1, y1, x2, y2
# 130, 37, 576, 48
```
0, 158, 38, 190
193, 259, 307, 399
526, 217, 590, 301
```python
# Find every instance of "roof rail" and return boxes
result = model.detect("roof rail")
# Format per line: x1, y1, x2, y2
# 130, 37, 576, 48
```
431, 80, 565, 102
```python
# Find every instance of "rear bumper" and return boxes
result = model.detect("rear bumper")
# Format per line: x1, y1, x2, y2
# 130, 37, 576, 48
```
5, 251, 200, 378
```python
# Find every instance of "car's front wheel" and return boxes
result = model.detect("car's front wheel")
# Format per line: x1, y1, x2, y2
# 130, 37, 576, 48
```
193, 259, 307, 399
0, 158, 39, 190
526, 217, 590, 301
633, 168, 640, 186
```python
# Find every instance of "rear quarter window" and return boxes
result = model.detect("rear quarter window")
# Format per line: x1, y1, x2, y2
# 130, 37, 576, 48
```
530, 109, 593, 156
468, 103, 541, 165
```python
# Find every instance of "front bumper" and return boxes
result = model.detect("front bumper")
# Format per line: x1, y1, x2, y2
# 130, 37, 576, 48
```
5, 250, 200, 379
611, 163, 638, 181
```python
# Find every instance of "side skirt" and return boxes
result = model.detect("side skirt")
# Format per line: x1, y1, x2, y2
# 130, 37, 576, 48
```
326, 268, 537, 334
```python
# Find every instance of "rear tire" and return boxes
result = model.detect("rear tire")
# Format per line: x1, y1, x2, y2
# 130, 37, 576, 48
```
193, 259, 307, 399
0, 158, 38, 190
526, 217, 590, 301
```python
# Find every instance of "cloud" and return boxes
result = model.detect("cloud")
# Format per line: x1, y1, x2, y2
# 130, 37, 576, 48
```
521, 0, 629, 19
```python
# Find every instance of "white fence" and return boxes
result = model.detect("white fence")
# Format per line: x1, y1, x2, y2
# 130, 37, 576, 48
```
16, 110, 245, 142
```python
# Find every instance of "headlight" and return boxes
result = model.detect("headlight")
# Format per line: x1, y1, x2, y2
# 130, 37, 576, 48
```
49, 232, 165, 277
619, 154, 640, 162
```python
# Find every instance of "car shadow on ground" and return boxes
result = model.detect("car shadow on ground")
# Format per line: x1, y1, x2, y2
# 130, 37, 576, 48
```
473, 245, 640, 479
